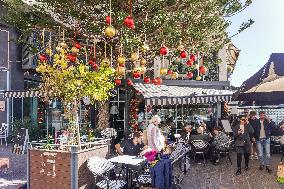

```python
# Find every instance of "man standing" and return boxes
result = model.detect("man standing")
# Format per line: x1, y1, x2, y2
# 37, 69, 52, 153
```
254, 111, 272, 173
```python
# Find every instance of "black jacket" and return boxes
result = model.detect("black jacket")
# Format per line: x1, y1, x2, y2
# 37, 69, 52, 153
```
253, 119, 272, 140
233, 124, 254, 153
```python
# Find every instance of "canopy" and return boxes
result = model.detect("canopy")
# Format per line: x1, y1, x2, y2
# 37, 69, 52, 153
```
133, 83, 233, 106
235, 53, 284, 104
3, 90, 48, 98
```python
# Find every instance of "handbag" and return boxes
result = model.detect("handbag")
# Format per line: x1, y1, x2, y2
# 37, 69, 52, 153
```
235, 139, 245, 147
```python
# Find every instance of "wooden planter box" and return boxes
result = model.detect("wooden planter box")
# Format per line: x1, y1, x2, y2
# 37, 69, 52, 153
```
27, 141, 109, 189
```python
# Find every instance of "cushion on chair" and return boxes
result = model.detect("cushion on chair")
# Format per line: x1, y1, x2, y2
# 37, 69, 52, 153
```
96, 180, 126, 189
87, 156, 114, 176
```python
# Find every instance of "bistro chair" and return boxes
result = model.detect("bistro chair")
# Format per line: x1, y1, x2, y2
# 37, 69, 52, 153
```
190, 140, 210, 166
87, 156, 126, 189
217, 139, 233, 165
0, 123, 8, 146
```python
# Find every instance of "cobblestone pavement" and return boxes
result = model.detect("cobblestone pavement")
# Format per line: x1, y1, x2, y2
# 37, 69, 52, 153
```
178, 153, 284, 189
1, 145, 284, 189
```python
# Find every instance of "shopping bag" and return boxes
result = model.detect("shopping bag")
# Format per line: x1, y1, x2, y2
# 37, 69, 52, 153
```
276, 163, 284, 183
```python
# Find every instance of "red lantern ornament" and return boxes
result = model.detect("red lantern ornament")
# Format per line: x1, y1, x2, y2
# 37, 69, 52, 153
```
92, 63, 99, 69
155, 77, 162, 85
160, 46, 169, 56
115, 79, 121, 86
133, 114, 138, 119
152, 78, 157, 84
133, 71, 141, 79
75, 42, 81, 49
68, 54, 76, 62
123, 16, 135, 29
39, 54, 47, 62
88, 59, 94, 65
180, 51, 187, 58
199, 66, 207, 75
144, 77, 151, 83
106, 16, 111, 25
127, 79, 133, 86
186, 60, 193, 67
187, 72, 193, 79
167, 69, 173, 75
190, 54, 197, 62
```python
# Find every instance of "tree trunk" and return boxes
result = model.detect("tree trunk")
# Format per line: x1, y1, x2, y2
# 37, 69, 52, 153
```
97, 101, 109, 130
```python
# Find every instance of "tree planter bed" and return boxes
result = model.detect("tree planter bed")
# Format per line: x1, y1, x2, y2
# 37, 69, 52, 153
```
27, 139, 109, 189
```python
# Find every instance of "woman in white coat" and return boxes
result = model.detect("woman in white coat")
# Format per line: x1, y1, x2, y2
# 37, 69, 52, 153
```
147, 115, 165, 152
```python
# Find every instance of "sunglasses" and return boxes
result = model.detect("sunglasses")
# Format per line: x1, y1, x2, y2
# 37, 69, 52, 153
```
241, 119, 246, 121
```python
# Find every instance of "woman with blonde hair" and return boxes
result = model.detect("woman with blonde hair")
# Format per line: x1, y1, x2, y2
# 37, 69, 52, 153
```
146, 115, 165, 152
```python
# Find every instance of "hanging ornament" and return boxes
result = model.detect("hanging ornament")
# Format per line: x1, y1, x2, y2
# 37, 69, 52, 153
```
56, 46, 62, 52
160, 68, 167, 75
39, 54, 47, 62
116, 66, 126, 76
92, 63, 99, 69
199, 66, 207, 75
167, 69, 173, 75
194, 64, 199, 69
115, 79, 121, 86
106, 16, 111, 25
160, 45, 169, 56
144, 77, 151, 83
155, 77, 162, 85
141, 43, 150, 52
186, 60, 193, 67
75, 42, 81, 49
117, 56, 126, 65
133, 71, 141, 79
130, 52, 139, 62
175, 57, 181, 63
177, 44, 184, 51
152, 78, 157, 84
187, 72, 193, 79
140, 65, 146, 74
101, 58, 110, 67
190, 54, 197, 62
140, 59, 147, 66
196, 75, 202, 81
71, 46, 79, 54
68, 54, 76, 62
123, 16, 135, 29
105, 26, 116, 38
45, 48, 52, 55
88, 59, 95, 65
171, 72, 179, 79
127, 79, 133, 86
180, 51, 187, 58
59, 42, 68, 49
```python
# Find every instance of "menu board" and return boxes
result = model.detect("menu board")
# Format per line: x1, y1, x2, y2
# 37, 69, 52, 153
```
12, 128, 29, 155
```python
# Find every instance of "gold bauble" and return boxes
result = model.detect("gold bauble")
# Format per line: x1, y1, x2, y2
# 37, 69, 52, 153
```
56, 46, 62, 52
71, 47, 79, 54
45, 48, 52, 55
177, 44, 184, 51
116, 66, 126, 76
171, 72, 179, 79
117, 56, 126, 65
54, 54, 60, 60
140, 65, 147, 74
101, 58, 110, 67
196, 76, 202, 80
141, 43, 150, 52
59, 42, 68, 49
194, 64, 199, 69
105, 26, 116, 38
130, 52, 139, 62
160, 68, 167, 75
140, 59, 147, 66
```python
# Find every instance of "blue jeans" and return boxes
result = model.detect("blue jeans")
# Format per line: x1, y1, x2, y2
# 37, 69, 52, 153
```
256, 138, 271, 166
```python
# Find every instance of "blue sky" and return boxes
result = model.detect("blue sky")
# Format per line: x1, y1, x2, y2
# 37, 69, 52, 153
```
228, 0, 284, 87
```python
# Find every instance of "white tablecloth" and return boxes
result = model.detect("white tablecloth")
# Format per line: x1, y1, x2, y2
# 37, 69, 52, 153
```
109, 155, 146, 165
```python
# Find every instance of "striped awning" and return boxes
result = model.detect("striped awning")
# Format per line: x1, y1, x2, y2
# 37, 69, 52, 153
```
3, 90, 48, 98
133, 83, 233, 106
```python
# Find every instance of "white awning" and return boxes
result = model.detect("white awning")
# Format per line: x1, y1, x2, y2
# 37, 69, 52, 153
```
3, 90, 48, 98
133, 83, 233, 106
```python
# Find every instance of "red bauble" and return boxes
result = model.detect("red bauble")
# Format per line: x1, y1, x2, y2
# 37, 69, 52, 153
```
115, 79, 121, 86
88, 59, 94, 65
186, 60, 193, 67
160, 46, 169, 56
127, 79, 133, 86
155, 77, 162, 85
152, 78, 157, 84
199, 66, 207, 75
190, 54, 196, 62
39, 54, 47, 62
133, 72, 141, 79
180, 51, 187, 58
68, 54, 76, 62
75, 42, 81, 49
167, 69, 173, 75
92, 63, 99, 69
133, 114, 138, 119
106, 16, 111, 25
187, 72, 193, 79
144, 77, 151, 83
123, 16, 135, 29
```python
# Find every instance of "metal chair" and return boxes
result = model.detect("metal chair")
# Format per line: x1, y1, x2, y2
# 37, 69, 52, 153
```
87, 156, 126, 189
0, 123, 8, 146
190, 140, 209, 166
217, 140, 233, 165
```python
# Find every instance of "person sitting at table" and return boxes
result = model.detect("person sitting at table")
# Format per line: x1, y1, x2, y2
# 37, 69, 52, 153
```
188, 126, 212, 143
115, 132, 149, 156
181, 124, 192, 143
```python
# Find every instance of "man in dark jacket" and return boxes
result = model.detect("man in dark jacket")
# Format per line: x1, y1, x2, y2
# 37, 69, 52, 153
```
254, 111, 273, 173
248, 111, 258, 160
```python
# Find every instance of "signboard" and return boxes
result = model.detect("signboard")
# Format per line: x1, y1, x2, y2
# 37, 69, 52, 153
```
12, 128, 29, 155
0, 101, 5, 111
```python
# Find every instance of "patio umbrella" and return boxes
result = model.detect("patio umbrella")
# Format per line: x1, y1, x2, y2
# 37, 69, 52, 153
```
235, 53, 284, 104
